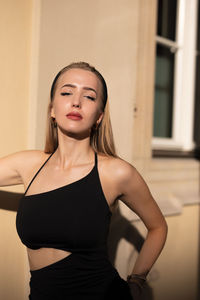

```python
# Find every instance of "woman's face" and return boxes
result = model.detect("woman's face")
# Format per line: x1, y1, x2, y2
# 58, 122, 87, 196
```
51, 68, 104, 137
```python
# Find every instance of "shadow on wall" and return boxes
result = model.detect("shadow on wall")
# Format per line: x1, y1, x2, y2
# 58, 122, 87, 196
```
0, 192, 154, 299
0, 190, 22, 211
107, 206, 154, 300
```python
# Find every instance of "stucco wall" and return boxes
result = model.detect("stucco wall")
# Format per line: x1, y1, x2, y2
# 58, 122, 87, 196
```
0, 0, 32, 299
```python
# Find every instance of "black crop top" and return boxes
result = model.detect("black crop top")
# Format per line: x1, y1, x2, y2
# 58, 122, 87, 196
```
16, 151, 112, 253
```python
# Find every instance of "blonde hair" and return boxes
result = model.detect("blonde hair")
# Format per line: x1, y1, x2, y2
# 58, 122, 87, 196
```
44, 62, 117, 157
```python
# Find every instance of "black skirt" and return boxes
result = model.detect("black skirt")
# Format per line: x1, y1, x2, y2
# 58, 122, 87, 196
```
29, 252, 132, 300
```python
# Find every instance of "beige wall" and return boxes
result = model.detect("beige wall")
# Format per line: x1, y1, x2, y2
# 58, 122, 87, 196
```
0, 0, 32, 155
0, 0, 32, 299
0, 1, 199, 300
32, 0, 139, 162
152, 204, 199, 300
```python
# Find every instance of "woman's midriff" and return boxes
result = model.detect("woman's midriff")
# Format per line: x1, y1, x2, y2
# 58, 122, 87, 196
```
27, 247, 72, 271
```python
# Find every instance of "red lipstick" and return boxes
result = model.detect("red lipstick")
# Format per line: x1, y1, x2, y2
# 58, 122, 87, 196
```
66, 111, 82, 120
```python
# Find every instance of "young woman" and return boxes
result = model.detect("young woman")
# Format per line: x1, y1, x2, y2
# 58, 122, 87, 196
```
1, 62, 167, 299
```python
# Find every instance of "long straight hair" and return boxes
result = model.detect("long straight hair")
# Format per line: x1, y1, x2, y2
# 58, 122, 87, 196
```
44, 62, 118, 157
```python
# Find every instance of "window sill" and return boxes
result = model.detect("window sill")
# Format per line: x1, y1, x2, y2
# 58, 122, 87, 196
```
152, 149, 200, 160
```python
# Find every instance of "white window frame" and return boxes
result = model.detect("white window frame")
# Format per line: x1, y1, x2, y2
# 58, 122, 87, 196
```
152, 0, 198, 151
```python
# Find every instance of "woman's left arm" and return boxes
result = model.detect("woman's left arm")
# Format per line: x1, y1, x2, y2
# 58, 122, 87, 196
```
117, 161, 168, 278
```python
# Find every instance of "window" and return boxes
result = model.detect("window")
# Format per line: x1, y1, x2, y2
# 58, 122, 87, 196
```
153, 0, 199, 154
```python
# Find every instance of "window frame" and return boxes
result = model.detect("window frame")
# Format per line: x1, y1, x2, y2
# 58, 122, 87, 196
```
152, 0, 198, 152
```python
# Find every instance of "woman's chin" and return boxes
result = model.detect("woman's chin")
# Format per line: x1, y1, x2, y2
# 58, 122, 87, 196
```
58, 126, 90, 140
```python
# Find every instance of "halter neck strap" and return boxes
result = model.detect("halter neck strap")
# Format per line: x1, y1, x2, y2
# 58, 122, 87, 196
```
24, 152, 54, 196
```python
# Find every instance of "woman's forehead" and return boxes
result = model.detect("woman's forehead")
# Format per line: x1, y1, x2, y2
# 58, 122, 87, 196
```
57, 68, 101, 91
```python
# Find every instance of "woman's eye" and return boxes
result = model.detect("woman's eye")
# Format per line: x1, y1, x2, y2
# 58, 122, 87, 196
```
60, 92, 71, 96
85, 96, 96, 101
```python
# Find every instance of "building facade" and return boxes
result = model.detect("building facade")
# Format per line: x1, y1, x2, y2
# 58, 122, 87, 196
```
0, 1, 199, 299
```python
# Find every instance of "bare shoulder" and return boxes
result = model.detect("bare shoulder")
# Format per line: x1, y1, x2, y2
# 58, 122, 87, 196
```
97, 153, 141, 197
14, 150, 50, 174
6, 149, 48, 167
98, 153, 138, 183
17, 149, 49, 163
15, 150, 51, 186
0, 150, 50, 187
8, 150, 49, 175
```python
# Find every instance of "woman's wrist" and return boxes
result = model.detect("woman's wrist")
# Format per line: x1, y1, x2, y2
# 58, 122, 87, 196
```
126, 273, 147, 289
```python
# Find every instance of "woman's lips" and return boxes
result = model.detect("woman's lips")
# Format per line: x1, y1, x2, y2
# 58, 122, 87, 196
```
66, 112, 83, 120
67, 115, 82, 120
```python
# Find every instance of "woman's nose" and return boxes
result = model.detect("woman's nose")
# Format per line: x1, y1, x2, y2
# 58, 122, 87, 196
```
72, 94, 81, 108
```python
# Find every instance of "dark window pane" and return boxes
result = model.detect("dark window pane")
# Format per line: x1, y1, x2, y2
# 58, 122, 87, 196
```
153, 45, 175, 138
194, 54, 200, 146
157, 0, 177, 41
197, 1, 200, 51
194, 2, 200, 150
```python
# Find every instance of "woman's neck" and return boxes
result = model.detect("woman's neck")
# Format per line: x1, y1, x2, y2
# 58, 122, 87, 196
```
53, 132, 94, 169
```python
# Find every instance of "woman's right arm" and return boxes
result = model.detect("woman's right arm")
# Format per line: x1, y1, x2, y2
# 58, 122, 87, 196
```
0, 150, 46, 188
0, 152, 25, 187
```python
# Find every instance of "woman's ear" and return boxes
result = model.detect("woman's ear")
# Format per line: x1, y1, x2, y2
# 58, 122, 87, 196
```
50, 106, 55, 118
97, 111, 104, 125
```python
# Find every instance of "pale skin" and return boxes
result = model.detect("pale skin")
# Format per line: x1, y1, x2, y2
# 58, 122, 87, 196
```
0, 68, 167, 276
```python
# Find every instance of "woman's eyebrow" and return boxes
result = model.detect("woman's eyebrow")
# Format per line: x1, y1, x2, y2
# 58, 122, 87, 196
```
61, 84, 76, 89
61, 84, 97, 95
83, 87, 97, 95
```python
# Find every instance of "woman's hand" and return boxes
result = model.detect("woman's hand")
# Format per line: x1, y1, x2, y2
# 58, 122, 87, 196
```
127, 274, 146, 300
127, 281, 143, 299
